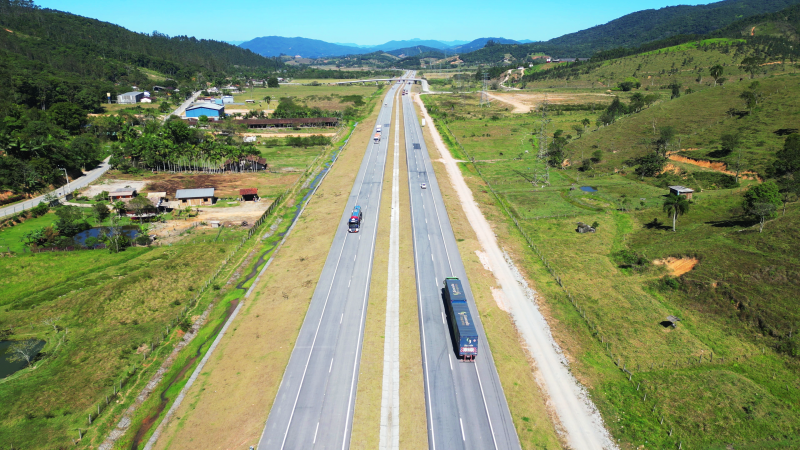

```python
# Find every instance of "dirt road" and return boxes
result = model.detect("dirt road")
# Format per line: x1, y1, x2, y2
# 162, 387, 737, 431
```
415, 94, 618, 449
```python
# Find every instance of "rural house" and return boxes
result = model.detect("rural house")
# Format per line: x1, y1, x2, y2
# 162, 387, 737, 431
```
109, 188, 136, 200
669, 185, 694, 199
175, 188, 215, 206
117, 91, 144, 104
240, 188, 259, 202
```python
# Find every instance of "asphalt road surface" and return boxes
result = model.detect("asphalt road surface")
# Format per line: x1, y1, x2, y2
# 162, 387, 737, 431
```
401, 81, 521, 450
0, 156, 111, 219
258, 79, 403, 450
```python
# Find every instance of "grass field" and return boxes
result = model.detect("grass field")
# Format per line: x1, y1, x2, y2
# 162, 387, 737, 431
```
422, 84, 800, 448
231, 84, 382, 111
0, 228, 248, 448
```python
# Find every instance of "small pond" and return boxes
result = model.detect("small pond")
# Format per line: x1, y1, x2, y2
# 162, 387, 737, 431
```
73, 226, 139, 246
580, 186, 598, 193
0, 340, 46, 378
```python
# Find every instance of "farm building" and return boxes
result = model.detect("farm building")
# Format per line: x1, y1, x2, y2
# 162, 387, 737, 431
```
175, 188, 215, 206
240, 188, 259, 202
109, 189, 136, 200
185, 103, 225, 118
669, 185, 694, 199
233, 117, 339, 129
118, 91, 144, 104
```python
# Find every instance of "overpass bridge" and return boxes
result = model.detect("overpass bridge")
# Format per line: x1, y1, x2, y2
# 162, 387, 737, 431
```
334, 78, 430, 92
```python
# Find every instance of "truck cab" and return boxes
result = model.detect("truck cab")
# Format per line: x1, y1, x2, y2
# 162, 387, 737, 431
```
348, 206, 363, 233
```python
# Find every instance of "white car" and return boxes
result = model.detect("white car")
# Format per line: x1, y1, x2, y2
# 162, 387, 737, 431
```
420, 183, 427, 189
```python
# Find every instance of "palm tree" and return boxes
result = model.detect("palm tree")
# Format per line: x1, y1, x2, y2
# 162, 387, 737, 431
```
662, 193, 690, 232
263, 95, 272, 109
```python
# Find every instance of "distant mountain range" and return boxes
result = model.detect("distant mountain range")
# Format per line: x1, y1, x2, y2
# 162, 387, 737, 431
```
238, 36, 526, 58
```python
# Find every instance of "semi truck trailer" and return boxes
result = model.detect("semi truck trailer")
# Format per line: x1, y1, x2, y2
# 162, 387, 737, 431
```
443, 277, 478, 361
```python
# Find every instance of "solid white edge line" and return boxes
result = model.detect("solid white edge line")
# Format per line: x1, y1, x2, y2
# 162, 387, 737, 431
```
278, 85, 396, 450
409, 90, 501, 450
340, 82, 399, 450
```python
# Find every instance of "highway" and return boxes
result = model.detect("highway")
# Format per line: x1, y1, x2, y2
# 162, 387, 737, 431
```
258, 77, 403, 450
401, 80, 521, 450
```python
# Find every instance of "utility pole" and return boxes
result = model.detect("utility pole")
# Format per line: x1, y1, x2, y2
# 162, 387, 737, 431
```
59, 167, 70, 197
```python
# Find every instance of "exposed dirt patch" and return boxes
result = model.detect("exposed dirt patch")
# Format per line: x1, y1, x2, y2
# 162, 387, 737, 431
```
82, 179, 149, 197
484, 91, 615, 113
668, 154, 762, 181
143, 173, 298, 198
653, 257, 699, 277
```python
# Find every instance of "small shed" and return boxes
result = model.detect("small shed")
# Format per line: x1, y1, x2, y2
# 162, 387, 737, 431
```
175, 188, 215, 206
185, 103, 225, 118
669, 185, 694, 199
210, 221, 221, 228
118, 91, 144, 104
240, 188, 259, 202
109, 189, 136, 200
665, 315, 681, 328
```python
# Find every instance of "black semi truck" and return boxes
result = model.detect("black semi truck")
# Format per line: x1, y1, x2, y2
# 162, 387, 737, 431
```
443, 277, 478, 361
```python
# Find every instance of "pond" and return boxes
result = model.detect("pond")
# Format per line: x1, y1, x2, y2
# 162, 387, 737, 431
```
73, 226, 139, 246
0, 340, 46, 378
580, 186, 598, 193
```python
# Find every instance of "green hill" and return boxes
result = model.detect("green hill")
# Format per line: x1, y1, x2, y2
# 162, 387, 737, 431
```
459, 0, 800, 63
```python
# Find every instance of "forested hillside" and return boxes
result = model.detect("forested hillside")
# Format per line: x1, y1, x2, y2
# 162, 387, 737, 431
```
0, 0, 282, 198
460, 0, 800, 62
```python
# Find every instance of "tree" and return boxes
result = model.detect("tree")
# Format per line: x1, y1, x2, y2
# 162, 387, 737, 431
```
662, 193, 691, 232
581, 118, 591, 129
740, 90, 758, 113
159, 101, 171, 113
267, 77, 279, 88
6, 339, 40, 367
779, 187, 798, 216
635, 153, 667, 179
197, 115, 209, 126
709, 64, 723, 86
92, 201, 110, 222
771, 134, 800, 178
668, 81, 682, 99
571, 124, 584, 138
128, 196, 156, 217
592, 149, 603, 162
617, 77, 641, 92
719, 132, 740, 157
48, 102, 87, 135
112, 200, 126, 217
656, 126, 676, 156
743, 181, 781, 231
749, 203, 777, 233
263, 95, 272, 108
739, 56, 762, 79
101, 216, 131, 253
42, 315, 62, 332
55, 205, 90, 237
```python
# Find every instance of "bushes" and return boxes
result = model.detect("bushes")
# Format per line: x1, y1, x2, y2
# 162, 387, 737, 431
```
285, 135, 332, 148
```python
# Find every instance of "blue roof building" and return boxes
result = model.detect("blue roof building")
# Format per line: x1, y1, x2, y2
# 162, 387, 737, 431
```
185, 103, 225, 118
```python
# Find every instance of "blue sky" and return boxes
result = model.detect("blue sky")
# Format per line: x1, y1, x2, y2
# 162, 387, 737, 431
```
36, 0, 717, 45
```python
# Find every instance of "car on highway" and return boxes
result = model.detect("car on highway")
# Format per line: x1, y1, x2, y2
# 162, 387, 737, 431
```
420, 183, 427, 189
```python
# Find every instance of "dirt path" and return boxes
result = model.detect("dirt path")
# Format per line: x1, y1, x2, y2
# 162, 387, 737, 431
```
414, 94, 618, 449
